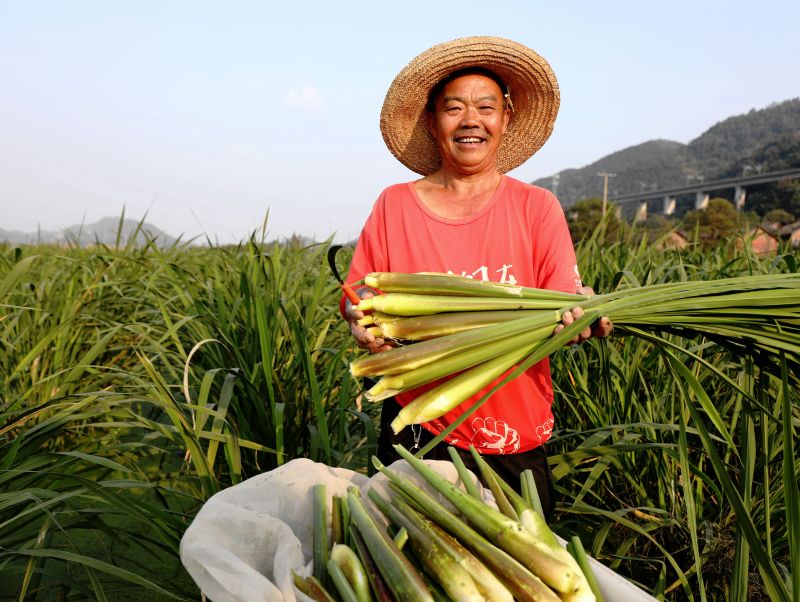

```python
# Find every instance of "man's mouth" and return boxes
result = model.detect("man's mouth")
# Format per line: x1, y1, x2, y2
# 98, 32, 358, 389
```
454, 136, 485, 144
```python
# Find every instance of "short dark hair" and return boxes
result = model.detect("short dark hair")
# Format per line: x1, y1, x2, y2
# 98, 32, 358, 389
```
426, 67, 509, 114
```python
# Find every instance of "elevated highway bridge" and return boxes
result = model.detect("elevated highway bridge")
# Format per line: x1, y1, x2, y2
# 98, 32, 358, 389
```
564, 168, 800, 221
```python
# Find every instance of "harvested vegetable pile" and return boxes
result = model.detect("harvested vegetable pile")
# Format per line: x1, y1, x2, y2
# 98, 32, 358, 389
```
350, 272, 800, 436
296, 445, 603, 602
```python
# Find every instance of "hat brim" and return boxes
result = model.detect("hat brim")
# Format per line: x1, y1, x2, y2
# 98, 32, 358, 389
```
380, 36, 560, 176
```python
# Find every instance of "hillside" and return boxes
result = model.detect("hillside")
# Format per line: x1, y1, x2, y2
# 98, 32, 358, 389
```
536, 98, 800, 207
0, 217, 177, 247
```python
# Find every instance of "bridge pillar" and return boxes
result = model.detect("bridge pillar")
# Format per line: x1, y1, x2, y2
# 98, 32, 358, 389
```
695, 191, 709, 210
734, 185, 746, 210
663, 196, 676, 215
634, 200, 648, 223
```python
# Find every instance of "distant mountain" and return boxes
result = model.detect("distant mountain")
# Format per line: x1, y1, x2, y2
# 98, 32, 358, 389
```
0, 217, 177, 246
535, 98, 800, 207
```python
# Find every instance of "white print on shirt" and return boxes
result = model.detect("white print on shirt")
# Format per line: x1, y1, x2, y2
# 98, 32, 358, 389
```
535, 417, 554, 444
448, 264, 518, 285
470, 417, 521, 453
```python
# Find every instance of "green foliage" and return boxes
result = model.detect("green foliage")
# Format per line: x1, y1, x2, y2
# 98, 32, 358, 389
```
566, 197, 624, 242
551, 234, 800, 600
2, 233, 799, 600
688, 99, 800, 176
763, 208, 796, 225
680, 198, 745, 247
746, 179, 800, 217
0, 238, 376, 599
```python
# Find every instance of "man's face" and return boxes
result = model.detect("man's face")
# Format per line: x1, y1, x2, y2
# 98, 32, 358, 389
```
427, 73, 511, 175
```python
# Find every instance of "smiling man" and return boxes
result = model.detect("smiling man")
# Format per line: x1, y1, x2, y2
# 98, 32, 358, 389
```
342, 37, 610, 517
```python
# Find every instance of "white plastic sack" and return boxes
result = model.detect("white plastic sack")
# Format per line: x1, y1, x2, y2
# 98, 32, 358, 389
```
180, 458, 656, 602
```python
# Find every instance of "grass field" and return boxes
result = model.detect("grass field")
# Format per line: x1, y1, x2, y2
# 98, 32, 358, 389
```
1, 227, 798, 600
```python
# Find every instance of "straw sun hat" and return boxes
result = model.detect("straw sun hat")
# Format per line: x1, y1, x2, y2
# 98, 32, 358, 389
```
380, 36, 560, 175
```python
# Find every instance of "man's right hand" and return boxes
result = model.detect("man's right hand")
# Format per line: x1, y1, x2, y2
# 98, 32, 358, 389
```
345, 288, 394, 354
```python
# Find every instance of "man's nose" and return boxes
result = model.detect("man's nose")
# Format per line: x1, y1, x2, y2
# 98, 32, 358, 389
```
459, 106, 480, 126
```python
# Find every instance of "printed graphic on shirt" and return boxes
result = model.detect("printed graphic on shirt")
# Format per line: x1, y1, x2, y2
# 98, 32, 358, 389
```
535, 417, 554, 444
470, 417, 521, 453
448, 264, 518, 285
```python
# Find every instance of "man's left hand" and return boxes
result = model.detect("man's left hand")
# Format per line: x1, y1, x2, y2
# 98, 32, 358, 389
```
553, 286, 613, 345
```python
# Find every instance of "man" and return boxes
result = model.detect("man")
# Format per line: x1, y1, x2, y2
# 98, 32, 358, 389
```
343, 37, 611, 517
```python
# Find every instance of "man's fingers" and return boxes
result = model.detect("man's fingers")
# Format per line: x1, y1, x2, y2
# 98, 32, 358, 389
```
350, 322, 375, 345
350, 321, 393, 354
590, 316, 613, 338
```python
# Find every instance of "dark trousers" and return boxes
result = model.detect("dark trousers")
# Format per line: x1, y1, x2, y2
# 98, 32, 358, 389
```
377, 399, 555, 519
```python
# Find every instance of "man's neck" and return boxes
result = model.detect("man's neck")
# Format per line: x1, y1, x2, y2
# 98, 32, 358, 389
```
414, 170, 503, 219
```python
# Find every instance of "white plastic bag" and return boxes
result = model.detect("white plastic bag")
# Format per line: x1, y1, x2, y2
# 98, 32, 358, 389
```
180, 458, 655, 601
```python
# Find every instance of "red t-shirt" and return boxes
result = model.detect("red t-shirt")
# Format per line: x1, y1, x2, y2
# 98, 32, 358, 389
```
346, 175, 581, 454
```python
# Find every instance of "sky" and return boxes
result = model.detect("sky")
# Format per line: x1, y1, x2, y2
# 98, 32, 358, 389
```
1, 1, 798, 244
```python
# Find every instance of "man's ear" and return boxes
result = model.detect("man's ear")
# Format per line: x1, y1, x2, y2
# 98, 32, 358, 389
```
501, 107, 511, 135
425, 111, 437, 139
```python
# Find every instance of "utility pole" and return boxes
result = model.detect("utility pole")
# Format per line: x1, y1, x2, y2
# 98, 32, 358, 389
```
598, 172, 616, 215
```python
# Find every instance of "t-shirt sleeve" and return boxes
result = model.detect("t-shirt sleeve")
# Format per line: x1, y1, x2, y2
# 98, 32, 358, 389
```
536, 191, 581, 294
347, 194, 389, 283
338, 192, 390, 317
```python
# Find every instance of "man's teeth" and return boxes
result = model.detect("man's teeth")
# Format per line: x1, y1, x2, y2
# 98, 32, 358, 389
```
456, 137, 483, 143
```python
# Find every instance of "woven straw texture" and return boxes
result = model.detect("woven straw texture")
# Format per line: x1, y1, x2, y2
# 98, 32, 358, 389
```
380, 36, 560, 175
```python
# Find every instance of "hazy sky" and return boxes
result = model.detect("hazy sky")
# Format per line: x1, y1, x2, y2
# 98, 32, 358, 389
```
1, 1, 798, 243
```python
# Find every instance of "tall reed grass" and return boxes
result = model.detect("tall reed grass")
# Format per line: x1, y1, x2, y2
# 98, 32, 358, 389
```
547, 223, 800, 600
1, 231, 373, 599
1, 218, 797, 600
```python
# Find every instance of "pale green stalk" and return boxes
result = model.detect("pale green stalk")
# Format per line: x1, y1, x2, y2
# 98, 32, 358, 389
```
425, 520, 515, 602
391, 343, 538, 434
390, 445, 582, 595
346, 491, 433, 602
368, 489, 487, 602
312, 484, 328, 585
468, 446, 519, 521
374, 459, 561, 602
350, 311, 560, 377
293, 573, 336, 602
377, 309, 542, 341
468, 447, 596, 601
358, 293, 579, 316
416, 311, 601, 456
393, 526, 408, 549
366, 325, 554, 402
388, 492, 515, 602
365, 271, 586, 302
567, 537, 605, 602
330, 544, 371, 602
446, 447, 482, 500
327, 558, 361, 602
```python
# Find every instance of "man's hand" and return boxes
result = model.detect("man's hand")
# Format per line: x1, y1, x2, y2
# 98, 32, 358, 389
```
345, 288, 394, 354
553, 286, 613, 345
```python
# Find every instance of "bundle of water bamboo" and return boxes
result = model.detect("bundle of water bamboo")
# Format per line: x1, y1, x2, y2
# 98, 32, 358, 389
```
295, 446, 603, 601
350, 272, 800, 434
